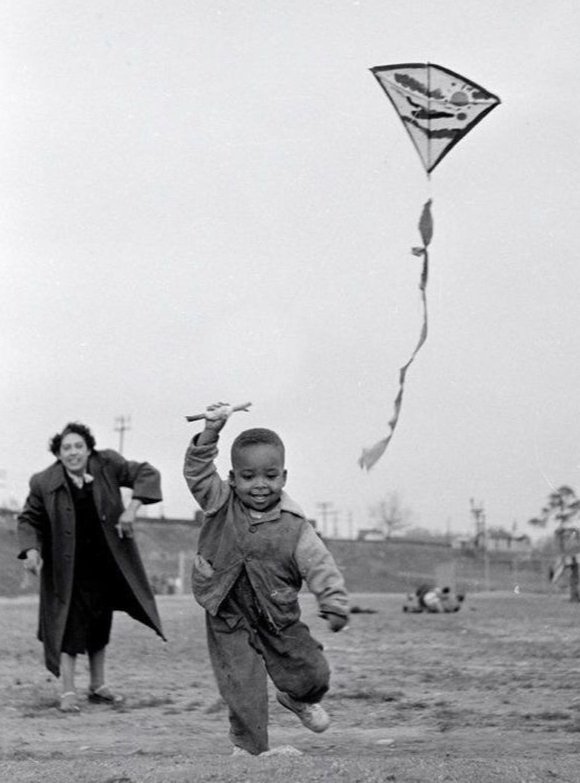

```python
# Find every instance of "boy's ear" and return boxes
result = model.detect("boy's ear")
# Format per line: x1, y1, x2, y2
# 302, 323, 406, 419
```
282, 468, 287, 487
228, 470, 236, 487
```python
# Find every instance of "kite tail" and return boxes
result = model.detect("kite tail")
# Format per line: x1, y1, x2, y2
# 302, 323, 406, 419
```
359, 200, 432, 471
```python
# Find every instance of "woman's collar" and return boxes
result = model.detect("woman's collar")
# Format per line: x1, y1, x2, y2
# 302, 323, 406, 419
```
65, 469, 93, 489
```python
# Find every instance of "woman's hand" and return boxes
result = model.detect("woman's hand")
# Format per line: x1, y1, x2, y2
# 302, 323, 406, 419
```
115, 499, 142, 538
23, 549, 42, 576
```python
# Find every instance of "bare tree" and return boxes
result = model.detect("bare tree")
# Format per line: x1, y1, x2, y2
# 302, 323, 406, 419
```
370, 492, 412, 539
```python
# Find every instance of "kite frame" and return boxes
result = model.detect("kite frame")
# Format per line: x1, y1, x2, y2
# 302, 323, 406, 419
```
370, 61, 501, 174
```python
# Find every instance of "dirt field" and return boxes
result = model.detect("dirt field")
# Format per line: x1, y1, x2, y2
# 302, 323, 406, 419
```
1, 590, 579, 783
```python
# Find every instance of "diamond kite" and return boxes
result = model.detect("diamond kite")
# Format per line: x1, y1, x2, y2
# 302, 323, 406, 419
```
370, 62, 500, 174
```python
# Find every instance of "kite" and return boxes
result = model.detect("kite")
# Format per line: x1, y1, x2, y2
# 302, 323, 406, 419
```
359, 63, 500, 471
369, 62, 501, 175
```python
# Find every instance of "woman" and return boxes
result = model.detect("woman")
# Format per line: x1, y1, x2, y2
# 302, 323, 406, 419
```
17, 422, 165, 713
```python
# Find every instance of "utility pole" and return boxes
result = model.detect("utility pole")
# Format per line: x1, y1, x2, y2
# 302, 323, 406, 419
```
114, 415, 131, 455
470, 498, 490, 591
330, 509, 339, 539
317, 502, 333, 538
0, 469, 6, 509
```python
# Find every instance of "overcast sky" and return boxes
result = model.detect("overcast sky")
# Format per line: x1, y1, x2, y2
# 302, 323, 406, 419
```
2, 0, 579, 539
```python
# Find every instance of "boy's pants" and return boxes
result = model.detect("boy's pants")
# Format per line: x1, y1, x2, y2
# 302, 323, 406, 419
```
205, 599, 330, 755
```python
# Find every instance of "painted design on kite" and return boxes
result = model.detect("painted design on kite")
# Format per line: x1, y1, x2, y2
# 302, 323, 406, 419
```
370, 62, 500, 174
359, 64, 500, 471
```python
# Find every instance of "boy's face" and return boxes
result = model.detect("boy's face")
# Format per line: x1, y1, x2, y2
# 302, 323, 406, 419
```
229, 443, 287, 512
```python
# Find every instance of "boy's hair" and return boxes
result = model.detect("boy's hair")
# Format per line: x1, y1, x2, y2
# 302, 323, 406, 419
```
231, 428, 285, 466
49, 422, 96, 456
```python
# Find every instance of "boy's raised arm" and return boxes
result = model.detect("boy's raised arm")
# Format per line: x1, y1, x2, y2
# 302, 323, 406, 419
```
183, 402, 232, 513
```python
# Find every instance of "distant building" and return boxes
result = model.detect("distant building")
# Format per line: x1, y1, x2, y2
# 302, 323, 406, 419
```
0, 508, 18, 529
453, 529, 532, 552
357, 528, 385, 542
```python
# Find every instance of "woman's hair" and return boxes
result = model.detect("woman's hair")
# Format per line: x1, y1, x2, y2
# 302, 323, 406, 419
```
231, 427, 285, 466
49, 422, 96, 456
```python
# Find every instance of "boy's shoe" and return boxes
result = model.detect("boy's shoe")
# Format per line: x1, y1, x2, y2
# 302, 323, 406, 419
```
232, 744, 303, 757
231, 745, 253, 757
276, 691, 330, 733
58, 691, 80, 713
88, 685, 125, 705
262, 745, 303, 757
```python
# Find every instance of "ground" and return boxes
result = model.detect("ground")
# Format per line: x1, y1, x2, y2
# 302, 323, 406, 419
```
1, 591, 579, 782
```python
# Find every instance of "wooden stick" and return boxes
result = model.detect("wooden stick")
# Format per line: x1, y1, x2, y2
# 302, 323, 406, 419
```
185, 402, 252, 423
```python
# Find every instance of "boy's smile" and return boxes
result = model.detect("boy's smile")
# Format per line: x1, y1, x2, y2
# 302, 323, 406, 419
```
229, 443, 287, 512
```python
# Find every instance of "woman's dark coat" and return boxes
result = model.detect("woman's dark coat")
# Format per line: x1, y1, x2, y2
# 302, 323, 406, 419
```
17, 449, 165, 676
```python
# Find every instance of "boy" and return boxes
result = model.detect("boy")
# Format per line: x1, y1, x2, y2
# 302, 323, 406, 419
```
183, 403, 349, 756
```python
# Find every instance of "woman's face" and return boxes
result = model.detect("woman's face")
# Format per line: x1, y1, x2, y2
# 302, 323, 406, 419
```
59, 432, 90, 475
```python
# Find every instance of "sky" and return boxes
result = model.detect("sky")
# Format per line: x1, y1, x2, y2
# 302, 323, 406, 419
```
2, 0, 579, 540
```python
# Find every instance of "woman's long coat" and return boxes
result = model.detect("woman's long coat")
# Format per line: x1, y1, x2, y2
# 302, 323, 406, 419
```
17, 448, 165, 676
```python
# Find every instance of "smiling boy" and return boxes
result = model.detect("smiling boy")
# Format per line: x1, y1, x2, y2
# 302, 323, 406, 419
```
183, 403, 349, 756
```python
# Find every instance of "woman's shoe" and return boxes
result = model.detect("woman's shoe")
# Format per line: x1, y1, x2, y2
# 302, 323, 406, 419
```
58, 691, 80, 713
88, 685, 125, 705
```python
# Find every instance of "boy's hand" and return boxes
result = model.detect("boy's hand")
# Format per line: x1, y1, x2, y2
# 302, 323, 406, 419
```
204, 402, 233, 432
323, 612, 349, 633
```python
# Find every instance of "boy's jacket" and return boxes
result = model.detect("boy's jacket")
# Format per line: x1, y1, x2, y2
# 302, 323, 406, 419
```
183, 437, 348, 631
